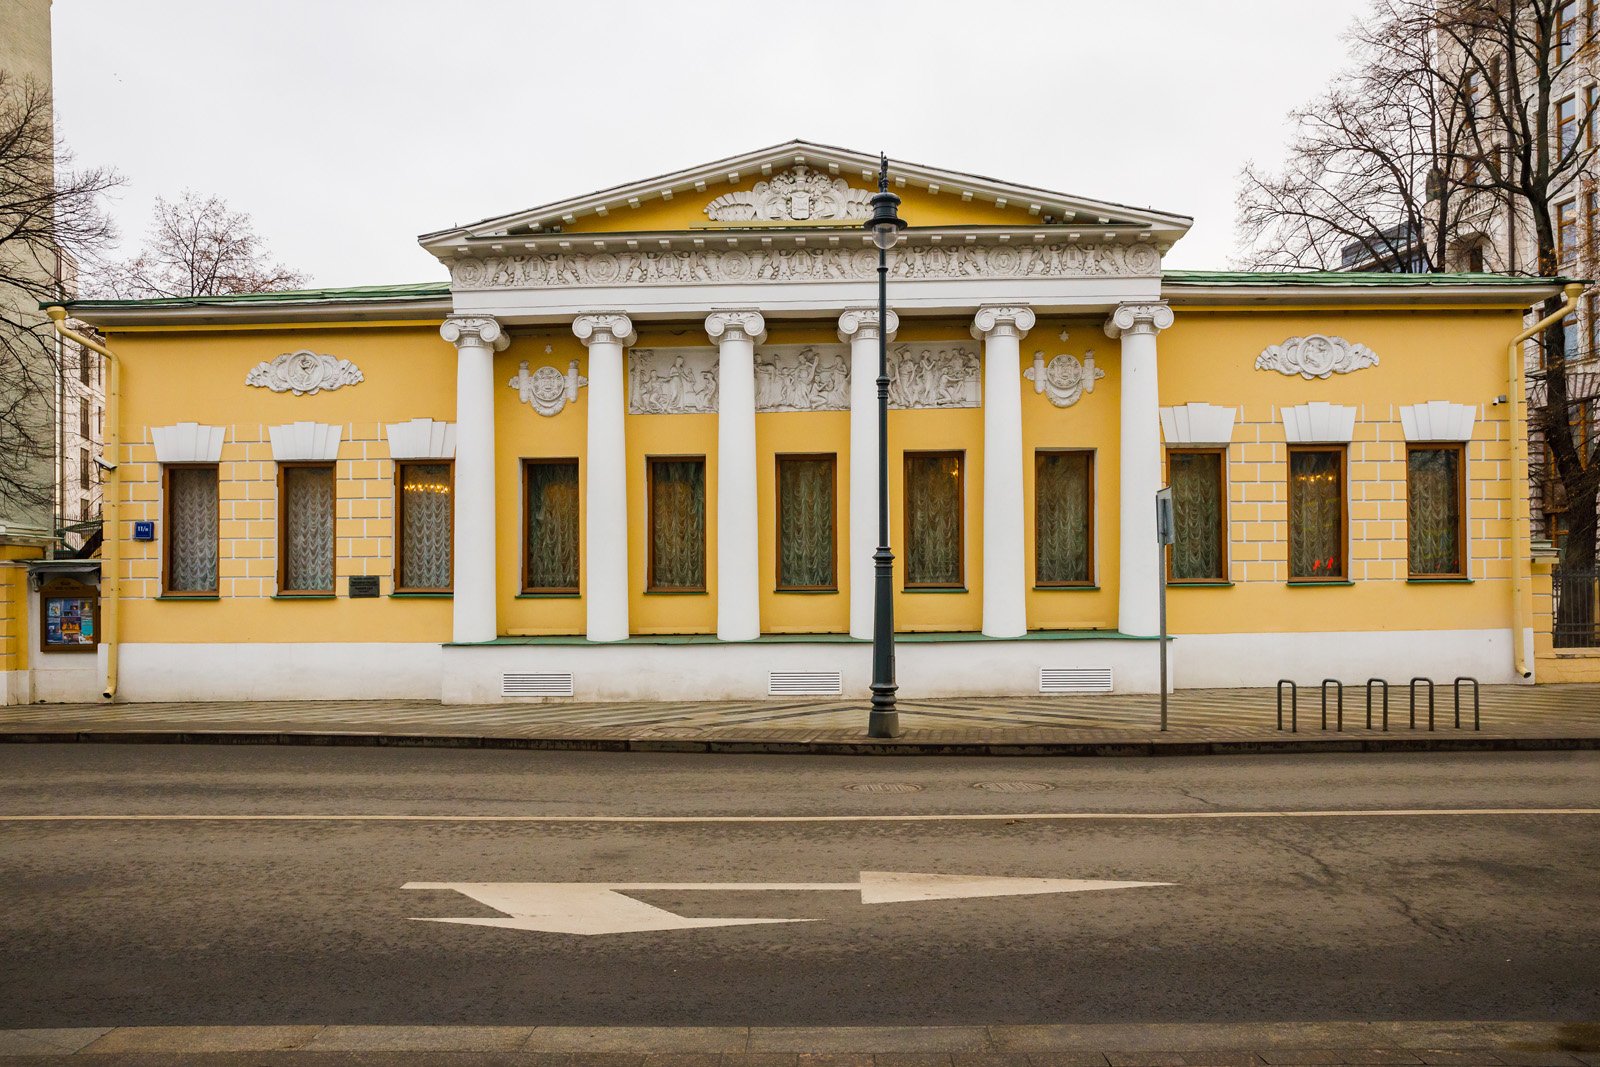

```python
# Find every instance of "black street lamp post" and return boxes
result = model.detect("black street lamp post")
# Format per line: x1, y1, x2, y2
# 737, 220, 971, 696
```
866, 153, 907, 739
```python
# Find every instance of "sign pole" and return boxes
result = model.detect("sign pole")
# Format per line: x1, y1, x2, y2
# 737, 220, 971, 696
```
1155, 487, 1174, 732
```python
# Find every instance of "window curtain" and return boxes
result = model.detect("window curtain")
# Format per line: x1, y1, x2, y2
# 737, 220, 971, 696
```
1035, 451, 1091, 584
1170, 451, 1224, 580
284, 465, 334, 591
905, 454, 962, 586
168, 466, 218, 592
399, 463, 452, 589
650, 460, 705, 589
1408, 448, 1462, 575
778, 457, 834, 588
526, 462, 580, 590
1289, 450, 1343, 579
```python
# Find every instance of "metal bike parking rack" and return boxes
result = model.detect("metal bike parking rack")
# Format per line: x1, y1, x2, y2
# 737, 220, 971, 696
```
1366, 678, 1389, 731
1321, 679, 1343, 731
1409, 677, 1435, 731
1276, 679, 1297, 732
1454, 676, 1480, 731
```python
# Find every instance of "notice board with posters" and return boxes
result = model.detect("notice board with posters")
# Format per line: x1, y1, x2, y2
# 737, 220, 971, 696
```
39, 577, 99, 653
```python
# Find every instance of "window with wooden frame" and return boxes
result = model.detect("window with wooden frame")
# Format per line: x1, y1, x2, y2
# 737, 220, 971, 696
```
163, 464, 219, 596
1167, 448, 1229, 582
523, 459, 580, 593
278, 462, 335, 594
647, 456, 706, 592
1406, 444, 1468, 579
1586, 189, 1598, 262
1558, 95, 1579, 155
775, 453, 836, 591
1558, 199, 1578, 266
395, 461, 452, 592
1558, 0, 1580, 61
1034, 450, 1094, 586
904, 451, 964, 589
1287, 447, 1346, 581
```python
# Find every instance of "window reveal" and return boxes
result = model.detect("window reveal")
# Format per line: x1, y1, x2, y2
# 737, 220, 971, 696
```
648, 457, 706, 591
904, 452, 964, 588
1288, 448, 1345, 580
397, 462, 452, 591
525, 459, 581, 592
776, 454, 836, 590
1035, 450, 1093, 585
165, 465, 219, 594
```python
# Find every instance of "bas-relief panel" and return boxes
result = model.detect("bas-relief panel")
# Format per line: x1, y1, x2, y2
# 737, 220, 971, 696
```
629, 348, 720, 414
754, 345, 850, 412
887, 343, 981, 409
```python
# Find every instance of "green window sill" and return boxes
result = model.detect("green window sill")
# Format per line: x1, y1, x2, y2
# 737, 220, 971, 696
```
1406, 577, 1473, 585
1034, 584, 1100, 592
156, 594, 219, 601
517, 591, 580, 599
644, 589, 708, 596
904, 586, 968, 594
1286, 580, 1355, 587
774, 588, 840, 595
271, 594, 336, 600
392, 591, 454, 599
1168, 580, 1235, 588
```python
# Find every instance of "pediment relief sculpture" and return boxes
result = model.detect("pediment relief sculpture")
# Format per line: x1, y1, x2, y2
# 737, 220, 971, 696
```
754, 345, 851, 412
1025, 336, 1103, 408
704, 165, 874, 223
1255, 334, 1379, 379
509, 350, 587, 417
887, 343, 981, 409
630, 347, 719, 414
245, 350, 364, 395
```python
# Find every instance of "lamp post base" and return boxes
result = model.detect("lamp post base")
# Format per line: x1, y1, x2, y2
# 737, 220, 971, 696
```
867, 686, 901, 738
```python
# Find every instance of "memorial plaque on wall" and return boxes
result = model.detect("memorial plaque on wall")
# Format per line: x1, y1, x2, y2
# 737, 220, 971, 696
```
348, 575, 380, 598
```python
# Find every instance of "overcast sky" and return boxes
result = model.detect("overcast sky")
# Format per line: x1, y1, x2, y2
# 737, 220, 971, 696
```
51, 0, 1372, 288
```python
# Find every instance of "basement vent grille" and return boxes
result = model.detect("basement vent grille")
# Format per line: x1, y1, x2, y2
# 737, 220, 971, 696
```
1039, 667, 1114, 694
501, 672, 575, 698
768, 670, 843, 696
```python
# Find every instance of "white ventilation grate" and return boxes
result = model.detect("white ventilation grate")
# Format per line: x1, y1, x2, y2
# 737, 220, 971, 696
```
1039, 667, 1114, 694
768, 670, 843, 696
501, 672, 574, 698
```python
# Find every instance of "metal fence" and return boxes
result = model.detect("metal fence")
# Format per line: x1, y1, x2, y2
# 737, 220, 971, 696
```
1553, 567, 1600, 649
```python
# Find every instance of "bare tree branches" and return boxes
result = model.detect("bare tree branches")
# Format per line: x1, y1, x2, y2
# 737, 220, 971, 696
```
97, 191, 307, 299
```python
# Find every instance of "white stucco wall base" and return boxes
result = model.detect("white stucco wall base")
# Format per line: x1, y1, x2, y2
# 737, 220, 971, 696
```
1, 668, 29, 706
115, 643, 443, 701
1172, 628, 1520, 689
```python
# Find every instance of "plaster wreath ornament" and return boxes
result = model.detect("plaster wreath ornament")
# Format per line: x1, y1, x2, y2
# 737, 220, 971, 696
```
244, 350, 364, 395
1255, 334, 1380, 379
509, 349, 587, 417
1025, 335, 1104, 408
703, 165, 875, 223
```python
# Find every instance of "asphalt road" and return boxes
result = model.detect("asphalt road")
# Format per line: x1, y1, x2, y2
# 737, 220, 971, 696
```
1, 744, 1596, 1029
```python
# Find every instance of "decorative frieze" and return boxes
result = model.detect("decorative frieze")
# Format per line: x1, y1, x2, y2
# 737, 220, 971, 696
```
1255, 334, 1378, 379
704, 165, 874, 223
629, 347, 719, 414
754, 345, 851, 412
509, 352, 587, 417
1025, 343, 1103, 409
449, 241, 1162, 292
245, 350, 364, 395
887, 343, 981, 409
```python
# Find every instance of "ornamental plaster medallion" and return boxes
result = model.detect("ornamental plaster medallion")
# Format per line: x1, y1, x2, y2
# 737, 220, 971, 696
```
704, 165, 874, 223
754, 345, 851, 412
510, 351, 587, 417
1026, 347, 1103, 408
1255, 335, 1379, 379
886, 343, 981, 409
245, 350, 364, 395
629, 347, 719, 414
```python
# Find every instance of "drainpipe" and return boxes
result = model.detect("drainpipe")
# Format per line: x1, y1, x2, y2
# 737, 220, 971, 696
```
1508, 283, 1584, 681
44, 307, 120, 700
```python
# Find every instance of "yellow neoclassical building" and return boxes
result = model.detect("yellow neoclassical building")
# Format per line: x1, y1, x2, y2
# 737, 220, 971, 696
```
4, 141, 1585, 703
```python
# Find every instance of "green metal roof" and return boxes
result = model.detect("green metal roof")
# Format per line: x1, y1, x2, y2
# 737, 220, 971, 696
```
52, 280, 450, 312
1162, 270, 1582, 287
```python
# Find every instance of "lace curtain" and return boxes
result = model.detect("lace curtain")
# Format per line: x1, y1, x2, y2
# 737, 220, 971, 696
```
399, 463, 452, 590
1170, 451, 1224, 580
905, 453, 963, 586
1035, 451, 1091, 584
283, 465, 335, 591
1408, 447, 1462, 575
1289, 449, 1343, 579
167, 466, 218, 592
650, 459, 706, 589
526, 461, 580, 590
778, 456, 834, 588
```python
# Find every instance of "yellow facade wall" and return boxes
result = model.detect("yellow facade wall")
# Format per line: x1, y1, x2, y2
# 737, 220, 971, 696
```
0, 545, 43, 675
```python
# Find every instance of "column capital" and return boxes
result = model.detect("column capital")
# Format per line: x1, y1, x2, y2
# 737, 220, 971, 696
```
572, 312, 636, 348
837, 307, 899, 343
440, 315, 509, 351
705, 309, 766, 346
1104, 302, 1174, 339
971, 305, 1036, 341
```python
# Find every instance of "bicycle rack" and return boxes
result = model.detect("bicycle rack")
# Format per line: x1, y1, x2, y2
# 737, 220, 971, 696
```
1409, 677, 1435, 731
1276, 679, 1297, 732
1366, 678, 1389, 731
1321, 679, 1343, 731
1454, 677, 1480, 731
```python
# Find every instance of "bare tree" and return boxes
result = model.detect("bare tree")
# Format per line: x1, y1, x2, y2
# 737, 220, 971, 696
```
100, 191, 307, 299
0, 71, 120, 519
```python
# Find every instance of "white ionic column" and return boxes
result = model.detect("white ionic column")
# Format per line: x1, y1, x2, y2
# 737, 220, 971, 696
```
440, 316, 509, 643
838, 307, 898, 641
706, 309, 766, 641
572, 312, 635, 642
1104, 302, 1174, 638
972, 305, 1036, 638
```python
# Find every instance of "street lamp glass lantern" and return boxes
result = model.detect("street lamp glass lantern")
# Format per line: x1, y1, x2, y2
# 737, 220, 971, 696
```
866, 190, 907, 250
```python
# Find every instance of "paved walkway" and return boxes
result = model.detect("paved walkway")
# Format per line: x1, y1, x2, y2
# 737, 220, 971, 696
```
2, 685, 1597, 755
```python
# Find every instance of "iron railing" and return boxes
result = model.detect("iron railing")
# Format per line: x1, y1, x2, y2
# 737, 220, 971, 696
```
1552, 567, 1600, 648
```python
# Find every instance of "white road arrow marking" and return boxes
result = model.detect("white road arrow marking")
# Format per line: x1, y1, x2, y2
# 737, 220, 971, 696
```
403, 871, 1171, 936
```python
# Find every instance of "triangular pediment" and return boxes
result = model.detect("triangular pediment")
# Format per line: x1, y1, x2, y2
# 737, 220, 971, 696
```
419, 140, 1192, 252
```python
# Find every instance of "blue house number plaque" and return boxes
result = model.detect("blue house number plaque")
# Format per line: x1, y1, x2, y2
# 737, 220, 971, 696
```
133, 521, 154, 541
